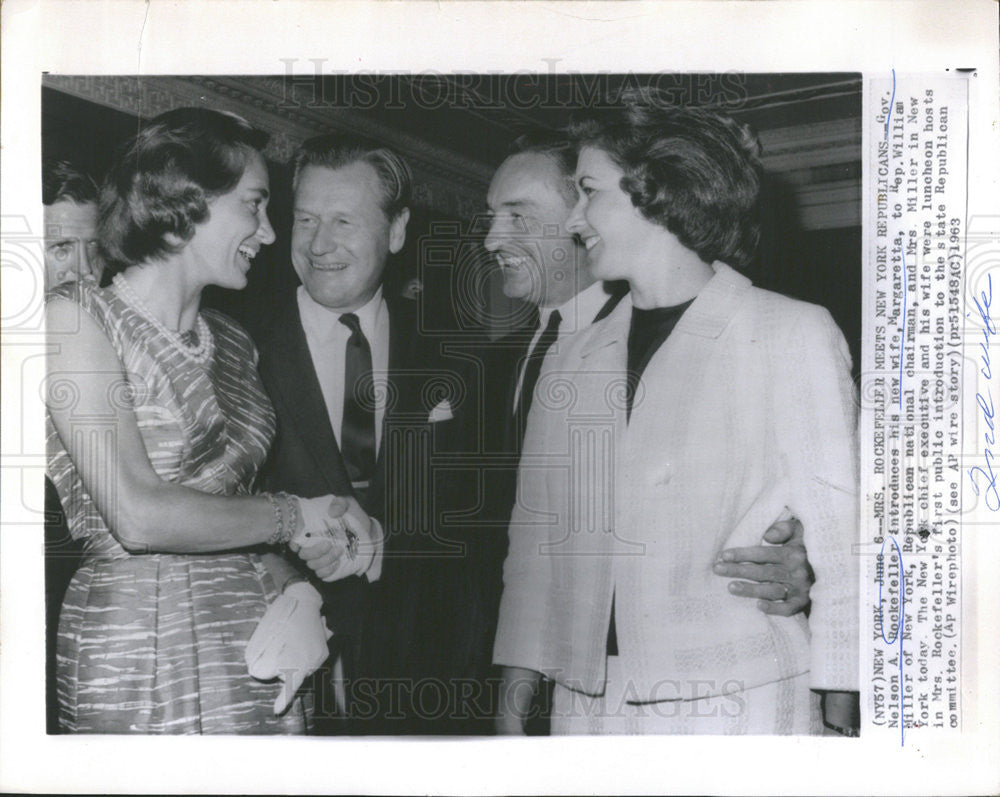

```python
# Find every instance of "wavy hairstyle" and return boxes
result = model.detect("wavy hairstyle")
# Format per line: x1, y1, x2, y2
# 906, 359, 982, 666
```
568, 88, 763, 268
43, 160, 99, 206
98, 107, 269, 278
291, 133, 412, 220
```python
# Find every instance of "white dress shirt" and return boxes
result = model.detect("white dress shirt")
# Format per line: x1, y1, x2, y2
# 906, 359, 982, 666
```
513, 281, 614, 410
296, 286, 390, 453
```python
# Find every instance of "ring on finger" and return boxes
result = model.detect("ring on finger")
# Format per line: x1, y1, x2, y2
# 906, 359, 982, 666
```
780, 583, 790, 601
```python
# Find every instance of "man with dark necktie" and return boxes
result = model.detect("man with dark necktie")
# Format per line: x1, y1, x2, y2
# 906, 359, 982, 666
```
254, 131, 815, 735
464, 136, 627, 731
473, 134, 818, 734
254, 134, 470, 733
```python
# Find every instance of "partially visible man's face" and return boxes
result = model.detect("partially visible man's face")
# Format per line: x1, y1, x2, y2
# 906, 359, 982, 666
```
291, 162, 409, 314
44, 199, 98, 288
483, 152, 591, 309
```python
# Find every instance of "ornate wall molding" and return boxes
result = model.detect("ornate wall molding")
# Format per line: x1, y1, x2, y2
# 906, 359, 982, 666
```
43, 74, 860, 229
43, 74, 491, 219
759, 118, 861, 230
759, 118, 861, 172
796, 179, 862, 229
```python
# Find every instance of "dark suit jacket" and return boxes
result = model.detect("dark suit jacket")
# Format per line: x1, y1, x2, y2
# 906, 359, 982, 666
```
45, 478, 85, 734
253, 289, 475, 731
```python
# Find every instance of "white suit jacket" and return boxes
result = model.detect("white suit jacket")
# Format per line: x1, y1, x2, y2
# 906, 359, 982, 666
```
493, 264, 859, 699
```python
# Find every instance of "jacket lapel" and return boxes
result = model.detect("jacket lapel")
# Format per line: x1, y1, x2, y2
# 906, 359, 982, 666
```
504, 289, 626, 452
593, 282, 628, 323
264, 296, 353, 495
671, 262, 753, 339
499, 321, 537, 453
368, 298, 413, 513
624, 262, 754, 433
580, 290, 630, 360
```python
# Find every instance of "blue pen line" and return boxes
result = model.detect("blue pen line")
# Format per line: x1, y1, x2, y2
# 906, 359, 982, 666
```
900, 247, 907, 410
885, 68, 896, 140
876, 537, 902, 644
876, 535, 907, 745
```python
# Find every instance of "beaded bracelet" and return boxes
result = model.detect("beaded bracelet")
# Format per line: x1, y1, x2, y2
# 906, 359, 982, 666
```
263, 493, 284, 544
263, 491, 297, 545
284, 493, 299, 540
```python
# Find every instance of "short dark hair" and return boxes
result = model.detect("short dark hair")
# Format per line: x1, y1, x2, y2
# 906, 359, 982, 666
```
568, 87, 763, 267
43, 159, 98, 206
99, 107, 269, 278
292, 134, 412, 219
507, 131, 578, 207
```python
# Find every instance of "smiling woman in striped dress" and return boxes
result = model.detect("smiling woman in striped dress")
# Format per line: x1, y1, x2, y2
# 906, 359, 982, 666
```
46, 108, 346, 734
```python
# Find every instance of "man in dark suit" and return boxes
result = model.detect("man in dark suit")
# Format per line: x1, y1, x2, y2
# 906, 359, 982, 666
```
254, 134, 472, 733
254, 131, 814, 736
460, 136, 628, 731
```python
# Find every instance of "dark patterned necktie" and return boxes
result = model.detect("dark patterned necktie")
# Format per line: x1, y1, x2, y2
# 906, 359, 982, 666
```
339, 313, 376, 501
514, 309, 561, 446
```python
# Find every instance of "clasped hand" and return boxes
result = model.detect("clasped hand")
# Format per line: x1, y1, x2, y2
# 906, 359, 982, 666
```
291, 495, 380, 582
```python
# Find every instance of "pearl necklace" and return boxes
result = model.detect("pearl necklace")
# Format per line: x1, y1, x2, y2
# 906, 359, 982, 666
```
112, 274, 214, 365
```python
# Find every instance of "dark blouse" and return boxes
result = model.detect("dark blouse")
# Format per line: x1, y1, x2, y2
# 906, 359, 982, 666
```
625, 299, 694, 419
607, 298, 695, 656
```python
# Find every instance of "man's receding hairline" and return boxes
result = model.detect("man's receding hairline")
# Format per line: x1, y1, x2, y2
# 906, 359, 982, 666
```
497, 150, 577, 211
527, 150, 579, 209
295, 160, 384, 199
295, 158, 406, 220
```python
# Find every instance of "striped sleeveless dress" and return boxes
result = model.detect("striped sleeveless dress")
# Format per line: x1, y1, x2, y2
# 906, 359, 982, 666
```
47, 280, 309, 734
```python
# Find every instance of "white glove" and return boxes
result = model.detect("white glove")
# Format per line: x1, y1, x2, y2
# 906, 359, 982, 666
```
245, 581, 332, 715
292, 495, 381, 582
293, 495, 349, 546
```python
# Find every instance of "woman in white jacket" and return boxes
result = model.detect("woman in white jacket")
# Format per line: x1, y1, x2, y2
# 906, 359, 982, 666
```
493, 90, 859, 735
